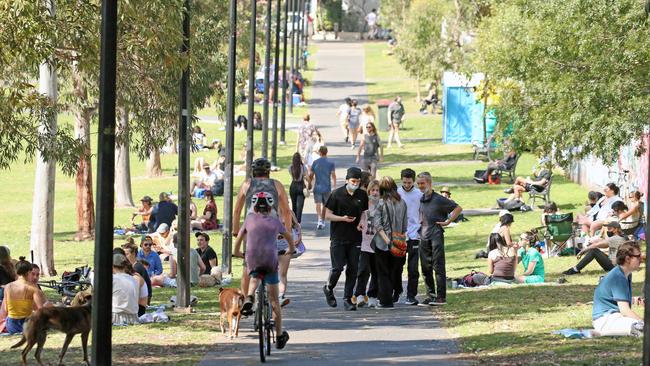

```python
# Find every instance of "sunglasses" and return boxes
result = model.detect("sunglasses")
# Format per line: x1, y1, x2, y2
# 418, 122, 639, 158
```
629, 254, 642, 259
142, 243, 152, 247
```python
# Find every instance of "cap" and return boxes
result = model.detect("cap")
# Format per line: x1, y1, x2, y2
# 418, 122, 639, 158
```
113, 253, 128, 266
195, 232, 210, 241
140, 195, 152, 203
346, 167, 362, 180
604, 221, 621, 230
498, 210, 510, 217
156, 223, 170, 234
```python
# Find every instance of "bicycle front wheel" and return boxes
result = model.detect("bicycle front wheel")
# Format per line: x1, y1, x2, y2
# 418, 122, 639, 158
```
258, 283, 266, 363
266, 300, 272, 356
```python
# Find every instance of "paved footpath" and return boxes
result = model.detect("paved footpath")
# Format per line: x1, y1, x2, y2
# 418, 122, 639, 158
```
200, 41, 464, 366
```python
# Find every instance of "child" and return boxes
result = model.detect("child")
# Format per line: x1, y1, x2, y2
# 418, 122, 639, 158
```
234, 191, 294, 349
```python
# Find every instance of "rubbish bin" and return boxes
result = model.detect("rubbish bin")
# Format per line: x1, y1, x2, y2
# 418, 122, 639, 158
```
376, 99, 392, 132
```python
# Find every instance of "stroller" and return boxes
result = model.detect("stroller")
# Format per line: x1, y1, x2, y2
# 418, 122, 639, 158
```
39, 265, 92, 305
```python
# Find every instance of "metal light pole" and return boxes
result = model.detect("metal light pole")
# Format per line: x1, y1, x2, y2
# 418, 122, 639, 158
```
222, 0, 237, 274
92, 0, 118, 364
280, 0, 289, 144
296, 0, 304, 71
301, 0, 308, 68
262, 0, 272, 158
643, 140, 650, 364
246, 0, 257, 178
176, 0, 191, 309
271, 0, 282, 166
288, 0, 296, 114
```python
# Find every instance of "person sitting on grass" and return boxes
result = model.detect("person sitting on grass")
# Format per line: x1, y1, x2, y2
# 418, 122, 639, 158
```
122, 242, 152, 305
234, 192, 295, 350
3, 257, 48, 334
114, 248, 148, 317
191, 163, 219, 197
592, 241, 644, 337
131, 195, 154, 233
112, 253, 140, 325
150, 233, 205, 289
504, 168, 552, 203
579, 183, 623, 237
540, 201, 560, 226
563, 221, 626, 275
190, 190, 219, 231
620, 191, 644, 235
487, 232, 517, 283
516, 232, 545, 284
137, 236, 163, 277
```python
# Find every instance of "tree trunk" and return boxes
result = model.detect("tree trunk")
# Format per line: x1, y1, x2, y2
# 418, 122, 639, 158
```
30, 54, 57, 276
115, 107, 134, 207
72, 66, 95, 242
416, 74, 422, 102
147, 148, 163, 177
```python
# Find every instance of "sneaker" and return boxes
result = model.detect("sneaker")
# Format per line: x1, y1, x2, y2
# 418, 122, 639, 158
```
418, 298, 433, 306
431, 297, 446, 306
376, 303, 394, 309
631, 321, 645, 337
562, 267, 580, 276
281, 297, 291, 307
276, 330, 290, 349
404, 297, 419, 306
316, 221, 324, 230
323, 285, 337, 307
503, 187, 514, 194
343, 299, 357, 311
242, 295, 254, 316
392, 293, 401, 304
357, 295, 369, 308
367, 297, 378, 308
350, 144, 356, 150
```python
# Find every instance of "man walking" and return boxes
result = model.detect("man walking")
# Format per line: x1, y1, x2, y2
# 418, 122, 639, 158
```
310, 146, 337, 230
416, 172, 462, 305
323, 167, 368, 311
397, 168, 422, 305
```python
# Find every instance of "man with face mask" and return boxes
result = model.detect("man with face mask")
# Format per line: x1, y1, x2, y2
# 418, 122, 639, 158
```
416, 172, 462, 306
323, 167, 369, 311
397, 168, 423, 305
563, 221, 626, 275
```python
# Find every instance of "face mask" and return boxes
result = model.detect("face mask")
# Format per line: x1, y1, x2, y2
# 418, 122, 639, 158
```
369, 195, 379, 202
346, 183, 359, 192
607, 231, 615, 237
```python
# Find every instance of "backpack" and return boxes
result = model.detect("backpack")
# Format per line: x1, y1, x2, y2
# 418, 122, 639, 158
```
497, 198, 524, 211
459, 270, 491, 287
383, 201, 407, 258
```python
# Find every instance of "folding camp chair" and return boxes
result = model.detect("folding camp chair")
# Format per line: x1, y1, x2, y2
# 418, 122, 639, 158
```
543, 213, 576, 257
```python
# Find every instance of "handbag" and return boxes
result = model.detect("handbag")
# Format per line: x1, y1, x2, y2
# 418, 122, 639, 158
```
384, 201, 407, 258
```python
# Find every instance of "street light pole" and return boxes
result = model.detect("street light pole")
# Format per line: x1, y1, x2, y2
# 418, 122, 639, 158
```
271, 0, 282, 166
643, 137, 650, 364
92, 0, 118, 363
246, 0, 257, 178
262, 0, 272, 159
296, 0, 304, 71
280, 0, 289, 144
176, 0, 191, 309
222, 0, 237, 274
288, 0, 296, 114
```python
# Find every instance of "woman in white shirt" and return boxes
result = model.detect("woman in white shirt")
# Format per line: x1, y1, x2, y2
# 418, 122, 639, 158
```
359, 105, 376, 135
112, 254, 140, 325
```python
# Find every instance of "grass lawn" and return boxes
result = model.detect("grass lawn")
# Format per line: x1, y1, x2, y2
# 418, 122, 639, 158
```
364, 42, 645, 365
0, 44, 319, 365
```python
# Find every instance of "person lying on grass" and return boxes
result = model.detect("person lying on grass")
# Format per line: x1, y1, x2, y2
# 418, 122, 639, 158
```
592, 241, 644, 337
516, 232, 545, 284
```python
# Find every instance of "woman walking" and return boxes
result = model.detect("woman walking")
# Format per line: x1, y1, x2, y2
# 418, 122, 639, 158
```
347, 99, 362, 149
356, 122, 383, 179
372, 177, 408, 307
387, 96, 405, 148
354, 180, 381, 308
359, 105, 376, 134
289, 152, 308, 223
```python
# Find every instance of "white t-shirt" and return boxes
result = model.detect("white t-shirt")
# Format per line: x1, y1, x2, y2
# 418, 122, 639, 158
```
338, 104, 350, 123
366, 12, 377, 26
112, 273, 139, 316
397, 186, 423, 240
595, 196, 623, 221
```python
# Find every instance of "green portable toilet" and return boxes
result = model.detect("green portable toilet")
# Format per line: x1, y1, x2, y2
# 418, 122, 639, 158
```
376, 99, 392, 131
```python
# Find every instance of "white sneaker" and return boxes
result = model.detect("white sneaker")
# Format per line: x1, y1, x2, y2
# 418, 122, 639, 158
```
316, 221, 324, 230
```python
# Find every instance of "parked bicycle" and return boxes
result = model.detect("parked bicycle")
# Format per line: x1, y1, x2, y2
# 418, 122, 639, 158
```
38, 265, 92, 305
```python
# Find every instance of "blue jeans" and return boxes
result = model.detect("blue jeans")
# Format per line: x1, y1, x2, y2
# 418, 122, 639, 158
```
6, 317, 26, 334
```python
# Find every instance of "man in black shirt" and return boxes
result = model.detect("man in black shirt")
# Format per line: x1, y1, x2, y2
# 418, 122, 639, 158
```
416, 172, 462, 306
152, 192, 178, 231
323, 167, 369, 311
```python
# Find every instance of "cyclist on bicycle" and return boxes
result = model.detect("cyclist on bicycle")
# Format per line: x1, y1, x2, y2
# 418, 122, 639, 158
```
233, 158, 292, 296
234, 191, 295, 350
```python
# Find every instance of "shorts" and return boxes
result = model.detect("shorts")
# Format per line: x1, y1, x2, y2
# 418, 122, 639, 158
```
277, 236, 289, 253
313, 191, 331, 204
348, 122, 359, 130
523, 275, 544, 284
6, 317, 26, 334
361, 158, 378, 173
249, 269, 280, 285
163, 277, 178, 288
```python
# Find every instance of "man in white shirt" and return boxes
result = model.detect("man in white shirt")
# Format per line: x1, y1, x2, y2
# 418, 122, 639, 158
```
397, 168, 423, 305
191, 163, 219, 196
365, 9, 378, 40
336, 97, 352, 143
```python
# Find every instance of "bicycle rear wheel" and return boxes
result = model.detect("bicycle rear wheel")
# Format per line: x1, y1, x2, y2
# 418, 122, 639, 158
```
257, 283, 266, 363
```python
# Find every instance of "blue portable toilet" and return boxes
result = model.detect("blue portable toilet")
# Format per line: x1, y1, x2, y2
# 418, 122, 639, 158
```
442, 72, 488, 144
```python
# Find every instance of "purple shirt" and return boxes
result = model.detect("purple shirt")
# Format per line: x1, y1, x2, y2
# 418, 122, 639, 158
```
239, 213, 286, 273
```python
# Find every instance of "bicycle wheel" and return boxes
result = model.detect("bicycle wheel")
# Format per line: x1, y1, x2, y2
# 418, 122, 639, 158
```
265, 299, 272, 356
257, 283, 266, 363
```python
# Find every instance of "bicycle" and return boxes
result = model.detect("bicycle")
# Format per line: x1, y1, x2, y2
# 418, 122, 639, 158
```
607, 168, 636, 200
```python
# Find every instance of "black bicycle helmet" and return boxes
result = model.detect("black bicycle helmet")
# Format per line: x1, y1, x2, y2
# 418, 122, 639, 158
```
251, 158, 271, 177
251, 191, 275, 213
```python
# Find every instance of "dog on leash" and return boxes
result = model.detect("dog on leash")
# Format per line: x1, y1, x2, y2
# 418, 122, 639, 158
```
11, 289, 92, 366
219, 287, 245, 339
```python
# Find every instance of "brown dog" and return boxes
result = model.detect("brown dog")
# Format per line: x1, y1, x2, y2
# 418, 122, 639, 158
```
11, 290, 92, 366
219, 287, 245, 339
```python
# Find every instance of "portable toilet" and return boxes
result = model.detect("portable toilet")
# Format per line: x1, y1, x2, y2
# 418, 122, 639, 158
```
442, 72, 486, 144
